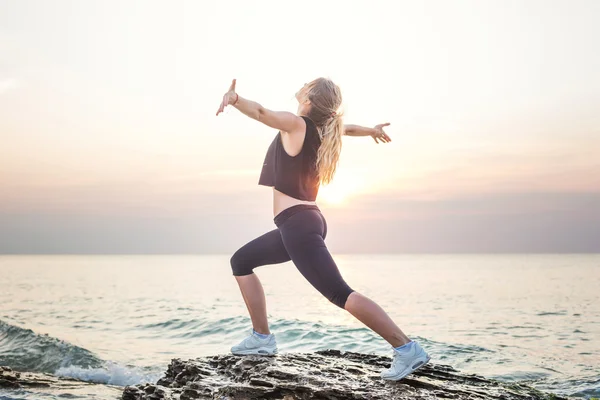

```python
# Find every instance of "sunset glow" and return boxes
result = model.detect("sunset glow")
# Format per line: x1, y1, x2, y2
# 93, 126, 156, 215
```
318, 170, 369, 205
1, 0, 599, 253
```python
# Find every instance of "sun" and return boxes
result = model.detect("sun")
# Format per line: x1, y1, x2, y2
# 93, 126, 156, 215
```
318, 185, 347, 205
317, 173, 363, 205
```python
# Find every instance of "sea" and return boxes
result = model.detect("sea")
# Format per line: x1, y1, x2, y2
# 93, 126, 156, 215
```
0, 254, 598, 399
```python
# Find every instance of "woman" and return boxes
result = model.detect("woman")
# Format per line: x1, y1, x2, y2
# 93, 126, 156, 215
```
216, 77, 430, 381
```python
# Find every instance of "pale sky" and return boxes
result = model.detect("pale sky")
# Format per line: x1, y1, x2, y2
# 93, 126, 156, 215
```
1, 0, 599, 253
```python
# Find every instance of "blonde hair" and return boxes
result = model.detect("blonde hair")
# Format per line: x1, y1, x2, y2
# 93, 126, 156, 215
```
305, 78, 343, 185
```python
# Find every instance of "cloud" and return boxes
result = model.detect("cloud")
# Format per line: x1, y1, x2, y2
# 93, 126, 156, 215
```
0, 78, 18, 94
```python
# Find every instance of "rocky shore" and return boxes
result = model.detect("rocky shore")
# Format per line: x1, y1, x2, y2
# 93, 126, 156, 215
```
0, 365, 122, 398
122, 350, 570, 400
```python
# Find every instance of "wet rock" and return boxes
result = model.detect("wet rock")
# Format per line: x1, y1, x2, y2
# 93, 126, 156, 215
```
1, 366, 54, 389
0, 365, 124, 398
122, 350, 572, 399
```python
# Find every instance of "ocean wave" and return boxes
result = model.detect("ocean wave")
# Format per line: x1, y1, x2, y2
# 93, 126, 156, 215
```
533, 374, 600, 398
0, 319, 103, 373
0, 320, 162, 387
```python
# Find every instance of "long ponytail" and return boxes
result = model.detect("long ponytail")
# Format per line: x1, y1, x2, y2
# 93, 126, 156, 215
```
305, 77, 344, 185
316, 113, 343, 185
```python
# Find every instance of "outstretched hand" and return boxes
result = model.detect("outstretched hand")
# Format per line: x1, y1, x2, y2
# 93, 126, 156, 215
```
216, 79, 238, 116
372, 123, 391, 144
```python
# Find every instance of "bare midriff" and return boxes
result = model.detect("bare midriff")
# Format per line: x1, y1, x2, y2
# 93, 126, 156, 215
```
273, 188, 317, 217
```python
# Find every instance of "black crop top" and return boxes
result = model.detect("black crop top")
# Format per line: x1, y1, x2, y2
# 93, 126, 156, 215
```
258, 116, 321, 201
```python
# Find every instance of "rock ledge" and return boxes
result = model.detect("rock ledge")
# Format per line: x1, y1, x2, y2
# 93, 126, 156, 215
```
122, 350, 568, 400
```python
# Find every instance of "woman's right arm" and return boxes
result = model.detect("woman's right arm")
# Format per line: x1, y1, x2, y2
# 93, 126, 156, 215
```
216, 79, 304, 134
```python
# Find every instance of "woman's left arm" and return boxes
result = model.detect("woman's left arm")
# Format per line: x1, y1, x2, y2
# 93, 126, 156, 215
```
216, 79, 304, 134
344, 123, 392, 144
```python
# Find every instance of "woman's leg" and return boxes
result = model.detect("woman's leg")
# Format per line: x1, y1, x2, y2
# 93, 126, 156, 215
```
279, 210, 410, 348
344, 292, 411, 348
230, 229, 290, 334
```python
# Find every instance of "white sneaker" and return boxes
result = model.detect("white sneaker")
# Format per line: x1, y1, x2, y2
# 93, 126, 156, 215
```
231, 329, 278, 356
380, 341, 430, 381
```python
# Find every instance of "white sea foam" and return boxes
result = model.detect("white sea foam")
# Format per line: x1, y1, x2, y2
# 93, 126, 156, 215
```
55, 361, 162, 387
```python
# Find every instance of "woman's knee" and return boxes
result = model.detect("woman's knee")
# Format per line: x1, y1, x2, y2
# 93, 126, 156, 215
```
230, 251, 254, 276
327, 286, 355, 309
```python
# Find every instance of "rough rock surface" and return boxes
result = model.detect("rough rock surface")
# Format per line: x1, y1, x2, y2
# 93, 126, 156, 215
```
122, 350, 570, 400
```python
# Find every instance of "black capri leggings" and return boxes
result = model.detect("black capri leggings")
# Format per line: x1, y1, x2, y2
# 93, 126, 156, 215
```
230, 204, 355, 309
